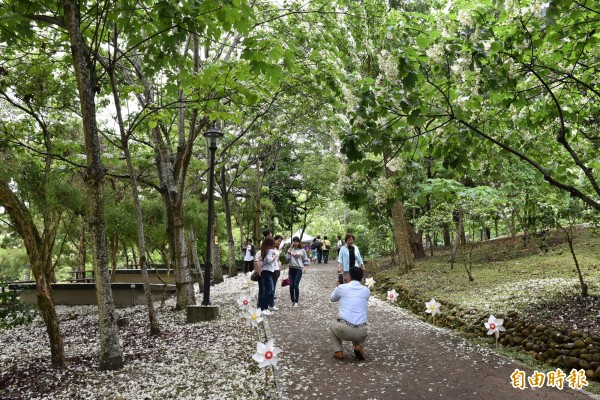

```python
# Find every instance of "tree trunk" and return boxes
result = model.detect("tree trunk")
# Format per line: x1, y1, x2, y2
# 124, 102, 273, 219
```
77, 217, 86, 280
64, 0, 123, 370
0, 180, 66, 368
449, 211, 463, 270
561, 226, 588, 297
211, 213, 224, 284
426, 233, 434, 256
110, 236, 118, 281
443, 223, 451, 247
253, 158, 263, 243
390, 200, 414, 273
108, 53, 159, 334
219, 166, 237, 277
408, 224, 426, 259
187, 227, 204, 292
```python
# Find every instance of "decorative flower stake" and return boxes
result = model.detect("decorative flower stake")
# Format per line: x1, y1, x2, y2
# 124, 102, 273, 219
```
237, 294, 251, 311
387, 289, 399, 302
252, 339, 282, 384
244, 307, 263, 328
425, 298, 441, 325
241, 272, 255, 292
365, 277, 375, 289
485, 314, 506, 348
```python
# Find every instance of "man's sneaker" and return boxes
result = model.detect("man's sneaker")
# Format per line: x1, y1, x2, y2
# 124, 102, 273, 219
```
291, 303, 298, 307
268, 306, 279, 311
261, 309, 272, 316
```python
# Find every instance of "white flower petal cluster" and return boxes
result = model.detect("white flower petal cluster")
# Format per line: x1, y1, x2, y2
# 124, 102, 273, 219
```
365, 277, 375, 289
387, 289, 399, 302
0, 274, 276, 399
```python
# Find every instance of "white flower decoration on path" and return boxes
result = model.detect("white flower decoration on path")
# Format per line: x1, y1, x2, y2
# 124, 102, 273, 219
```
252, 339, 282, 369
365, 277, 375, 288
425, 298, 441, 316
387, 289, 399, 302
241, 272, 255, 290
237, 294, 251, 310
485, 315, 506, 339
244, 307, 263, 327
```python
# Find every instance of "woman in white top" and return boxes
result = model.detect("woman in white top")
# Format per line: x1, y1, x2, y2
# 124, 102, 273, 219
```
242, 239, 254, 273
258, 237, 277, 312
269, 235, 283, 310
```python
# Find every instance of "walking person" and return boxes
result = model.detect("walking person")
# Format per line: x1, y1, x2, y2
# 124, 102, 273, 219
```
255, 229, 273, 308
285, 236, 310, 307
322, 236, 331, 264
258, 237, 277, 314
242, 239, 254, 273
336, 235, 343, 258
310, 238, 318, 264
337, 233, 365, 285
269, 235, 283, 311
328, 267, 370, 360
316, 235, 323, 264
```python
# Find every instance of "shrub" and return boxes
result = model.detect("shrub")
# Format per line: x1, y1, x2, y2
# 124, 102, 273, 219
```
0, 278, 38, 329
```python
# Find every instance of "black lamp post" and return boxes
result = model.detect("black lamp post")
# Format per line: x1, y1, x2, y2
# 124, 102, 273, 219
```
202, 125, 223, 306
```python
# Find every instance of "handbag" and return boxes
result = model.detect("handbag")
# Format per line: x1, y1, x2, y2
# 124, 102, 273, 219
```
250, 270, 260, 281
281, 267, 290, 287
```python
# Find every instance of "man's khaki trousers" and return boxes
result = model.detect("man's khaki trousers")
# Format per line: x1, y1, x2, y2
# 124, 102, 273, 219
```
328, 319, 368, 352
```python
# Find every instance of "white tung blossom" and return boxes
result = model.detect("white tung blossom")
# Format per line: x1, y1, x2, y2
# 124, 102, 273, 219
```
426, 43, 445, 63
457, 9, 473, 27
378, 51, 399, 83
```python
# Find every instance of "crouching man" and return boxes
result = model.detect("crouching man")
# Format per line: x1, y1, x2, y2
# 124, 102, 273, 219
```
327, 267, 369, 361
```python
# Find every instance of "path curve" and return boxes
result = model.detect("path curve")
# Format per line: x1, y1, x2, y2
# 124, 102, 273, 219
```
266, 264, 594, 400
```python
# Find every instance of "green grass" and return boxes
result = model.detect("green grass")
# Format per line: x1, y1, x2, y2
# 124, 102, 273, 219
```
371, 227, 600, 325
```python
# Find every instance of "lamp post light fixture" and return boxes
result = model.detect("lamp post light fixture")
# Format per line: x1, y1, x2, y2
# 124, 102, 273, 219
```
187, 125, 224, 322
201, 125, 223, 307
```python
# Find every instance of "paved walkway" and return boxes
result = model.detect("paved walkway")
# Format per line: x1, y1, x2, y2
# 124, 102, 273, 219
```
266, 264, 595, 400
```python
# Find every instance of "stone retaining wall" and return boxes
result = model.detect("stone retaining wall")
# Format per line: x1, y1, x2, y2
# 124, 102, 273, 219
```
374, 274, 600, 381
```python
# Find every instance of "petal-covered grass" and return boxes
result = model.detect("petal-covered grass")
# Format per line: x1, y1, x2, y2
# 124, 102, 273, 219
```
0, 276, 276, 399
371, 227, 600, 334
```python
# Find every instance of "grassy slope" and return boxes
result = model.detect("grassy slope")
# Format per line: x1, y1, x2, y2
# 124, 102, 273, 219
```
370, 227, 600, 392
370, 227, 600, 332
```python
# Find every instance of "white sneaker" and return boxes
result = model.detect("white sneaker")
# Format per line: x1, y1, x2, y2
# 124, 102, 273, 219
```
292, 303, 298, 308
269, 306, 279, 311
261, 309, 272, 316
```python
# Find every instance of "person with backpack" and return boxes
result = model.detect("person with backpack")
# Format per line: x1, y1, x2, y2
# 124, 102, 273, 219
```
316, 235, 323, 264
322, 236, 331, 264
310, 238, 318, 263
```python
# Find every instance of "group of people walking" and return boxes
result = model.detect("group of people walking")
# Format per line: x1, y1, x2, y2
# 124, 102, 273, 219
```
244, 230, 370, 361
244, 229, 310, 315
